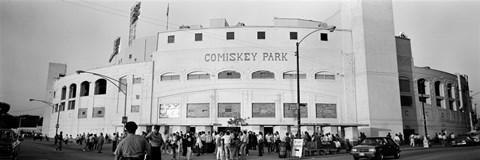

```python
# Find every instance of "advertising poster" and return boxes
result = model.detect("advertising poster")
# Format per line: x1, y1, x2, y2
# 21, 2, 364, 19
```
292, 139, 304, 158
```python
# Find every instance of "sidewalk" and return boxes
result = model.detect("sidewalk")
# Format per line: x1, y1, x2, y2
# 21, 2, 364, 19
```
24, 139, 449, 160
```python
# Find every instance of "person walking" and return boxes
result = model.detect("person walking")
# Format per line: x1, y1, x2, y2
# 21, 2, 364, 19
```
223, 131, 232, 160
409, 134, 415, 147
114, 121, 151, 160
239, 131, 248, 160
257, 132, 264, 156
182, 133, 194, 160
97, 133, 105, 153
54, 131, 63, 152
112, 133, 119, 153
195, 133, 203, 156
206, 131, 213, 153
146, 125, 164, 160
216, 132, 224, 160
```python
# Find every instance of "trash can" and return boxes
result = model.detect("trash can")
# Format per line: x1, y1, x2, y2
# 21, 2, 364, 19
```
278, 142, 287, 158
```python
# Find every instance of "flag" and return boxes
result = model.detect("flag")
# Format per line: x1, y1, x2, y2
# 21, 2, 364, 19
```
166, 3, 169, 16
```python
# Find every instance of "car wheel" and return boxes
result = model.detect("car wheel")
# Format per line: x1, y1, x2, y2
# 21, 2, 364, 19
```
376, 152, 384, 160
394, 151, 400, 159
354, 157, 360, 160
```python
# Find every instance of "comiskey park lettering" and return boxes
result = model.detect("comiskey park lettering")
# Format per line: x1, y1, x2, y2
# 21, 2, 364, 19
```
205, 52, 288, 62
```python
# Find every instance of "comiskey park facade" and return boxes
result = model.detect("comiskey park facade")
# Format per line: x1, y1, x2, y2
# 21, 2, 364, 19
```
41, 0, 473, 142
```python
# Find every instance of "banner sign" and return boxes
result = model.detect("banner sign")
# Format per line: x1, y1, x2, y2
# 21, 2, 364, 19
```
205, 52, 288, 62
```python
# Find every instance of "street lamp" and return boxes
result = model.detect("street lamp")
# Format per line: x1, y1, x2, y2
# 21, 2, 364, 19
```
29, 99, 61, 137
76, 70, 128, 125
418, 79, 429, 148
295, 23, 336, 138
18, 117, 25, 128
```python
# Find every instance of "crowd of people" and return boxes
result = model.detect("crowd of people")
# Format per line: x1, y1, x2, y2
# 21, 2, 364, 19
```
51, 122, 400, 160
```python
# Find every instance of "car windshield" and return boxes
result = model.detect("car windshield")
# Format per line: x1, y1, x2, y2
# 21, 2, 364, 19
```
0, 130, 15, 142
361, 138, 384, 145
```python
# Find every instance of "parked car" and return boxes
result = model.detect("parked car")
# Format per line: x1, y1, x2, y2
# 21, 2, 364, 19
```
467, 131, 479, 144
0, 129, 22, 160
351, 137, 400, 160
33, 133, 43, 141
452, 135, 475, 146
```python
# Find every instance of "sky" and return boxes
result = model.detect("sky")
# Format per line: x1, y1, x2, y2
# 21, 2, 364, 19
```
0, 0, 479, 118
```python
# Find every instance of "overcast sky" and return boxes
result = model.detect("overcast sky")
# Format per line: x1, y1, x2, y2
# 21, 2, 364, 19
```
1, 0, 479, 117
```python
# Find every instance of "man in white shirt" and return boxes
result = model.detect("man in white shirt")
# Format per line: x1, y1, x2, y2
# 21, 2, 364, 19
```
222, 131, 232, 160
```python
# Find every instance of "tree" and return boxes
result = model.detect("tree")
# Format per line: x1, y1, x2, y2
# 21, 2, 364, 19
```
0, 102, 19, 129
226, 117, 249, 132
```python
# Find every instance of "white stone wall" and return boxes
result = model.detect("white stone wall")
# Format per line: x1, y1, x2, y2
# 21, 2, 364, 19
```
49, 62, 153, 137
153, 26, 356, 132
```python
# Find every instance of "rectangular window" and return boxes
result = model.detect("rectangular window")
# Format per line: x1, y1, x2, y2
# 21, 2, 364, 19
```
78, 108, 87, 118
168, 35, 175, 43
436, 98, 444, 108
187, 103, 210, 118
320, 33, 328, 41
129, 54, 132, 59
257, 31, 265, 39
399, 79, 410, 92
316, 103, 337, 118
54, 104, 59, 113
92, 107, 105, 118
400, 96, 412, 106
60, 102, 65, 111
252, 103, 275, 118
449, 100, 455, 111
68, 100, 75, 110
136, 95, 140, 99
218, 103, 240, 118
133, 77, 142, 84
226, 32, 234, 40
290, 32, 297, 40
53, 91, 56, 98
159, 103, 180, 118
131, 105, 140, 113
195, 33, 203, 41
283, 103, 307, 118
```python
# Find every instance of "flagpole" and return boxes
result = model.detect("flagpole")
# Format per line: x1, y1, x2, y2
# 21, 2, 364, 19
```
166, 3, 169, 31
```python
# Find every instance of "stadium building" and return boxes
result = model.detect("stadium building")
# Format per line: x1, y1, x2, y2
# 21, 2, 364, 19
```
41, 0, 473, 142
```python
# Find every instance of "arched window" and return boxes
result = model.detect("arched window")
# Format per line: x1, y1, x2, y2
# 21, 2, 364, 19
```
61, 86, 67, 100
187, 71, 210, 80
417, 78, 431, 104
283, 71, 306, 79
434, 81, 443, 96
80, 81, 90, 97
315, 71, 335, 80
160, 73, 180, 81
252, 70, 274, 79
446, 84, 453, 98
94, 79, 107, 95
69, 84, 77, 98
218, 70, 241, 79
398, 77, 410, 92
417, 79, 430, 95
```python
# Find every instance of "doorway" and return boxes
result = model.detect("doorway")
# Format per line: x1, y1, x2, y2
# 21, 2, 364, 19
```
217, 127, 240, 133
264, 127, 273, 135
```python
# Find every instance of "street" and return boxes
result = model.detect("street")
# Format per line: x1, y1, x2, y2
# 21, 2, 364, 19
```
17, 139, 480, 160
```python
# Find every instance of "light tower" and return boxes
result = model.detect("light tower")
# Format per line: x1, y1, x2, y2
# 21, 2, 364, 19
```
129, 2, 141, 46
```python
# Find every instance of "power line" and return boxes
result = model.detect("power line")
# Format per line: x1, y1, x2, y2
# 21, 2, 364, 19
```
65, 0, 357, 75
